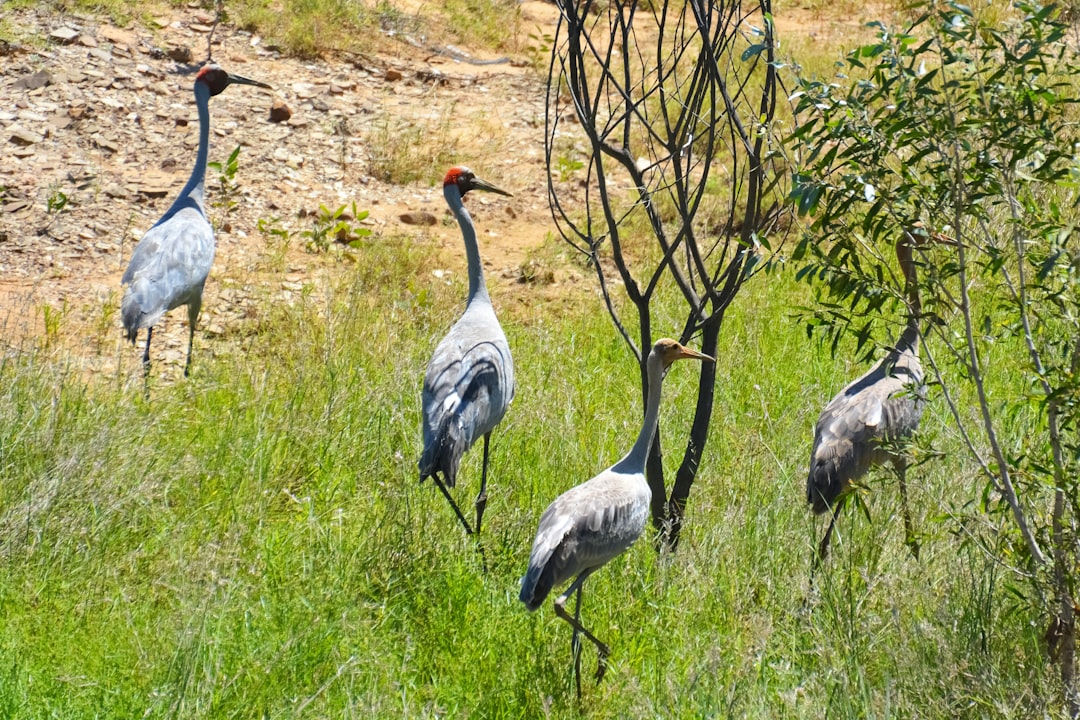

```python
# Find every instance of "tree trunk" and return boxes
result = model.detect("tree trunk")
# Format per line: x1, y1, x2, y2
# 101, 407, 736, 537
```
1053, 487, 1079, 718
665, 315, 721, 550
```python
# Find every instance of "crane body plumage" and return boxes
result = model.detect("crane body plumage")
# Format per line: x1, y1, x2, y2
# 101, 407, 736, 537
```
419, 303, 514, 488
121, 203, 214, 342
807, 323, 925, 514
121, 64, 270, 378
807, 229, 927, 560
520, 469, 650, 612
419, 167, 514, 535
519, 338, 713, 695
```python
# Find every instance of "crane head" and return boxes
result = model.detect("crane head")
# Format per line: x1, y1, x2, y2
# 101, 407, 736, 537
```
652, 338, 714, 368
196, 64, 273, 97
443, 166, 512, 198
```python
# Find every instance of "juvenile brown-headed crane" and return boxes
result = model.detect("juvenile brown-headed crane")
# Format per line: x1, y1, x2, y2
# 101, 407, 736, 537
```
807, 227, 929, 563
419, 167, 514, 536
121, 64, 271, 378
519, 338, 713, 697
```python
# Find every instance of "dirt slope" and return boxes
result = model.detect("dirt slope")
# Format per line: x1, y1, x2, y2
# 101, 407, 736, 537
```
0, 2, 878, 378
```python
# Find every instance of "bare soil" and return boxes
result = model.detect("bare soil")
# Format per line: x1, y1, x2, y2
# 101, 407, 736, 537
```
0, 2, 879, 379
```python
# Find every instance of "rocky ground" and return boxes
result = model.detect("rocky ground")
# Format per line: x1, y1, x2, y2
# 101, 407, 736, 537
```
0, 3, 571, 381
0, 3, 875, 381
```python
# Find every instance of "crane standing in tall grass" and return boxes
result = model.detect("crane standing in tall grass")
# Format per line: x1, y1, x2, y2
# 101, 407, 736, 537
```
419, 167, 515, 536
520, 338, 713, 697
806, 227, 933, 562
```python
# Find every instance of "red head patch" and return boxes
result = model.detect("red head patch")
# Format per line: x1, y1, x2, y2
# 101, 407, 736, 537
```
443, 166, 472, 187
195, 64, 230, 96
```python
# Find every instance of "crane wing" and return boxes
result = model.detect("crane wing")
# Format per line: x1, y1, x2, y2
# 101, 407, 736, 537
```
419, 309, 514, 485
807, 353, 925, 512
121, 207, 215, 335
519, 470, 649, 611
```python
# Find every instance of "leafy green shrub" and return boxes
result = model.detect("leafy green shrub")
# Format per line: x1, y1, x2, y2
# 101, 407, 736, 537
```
789, 2, 1080, 712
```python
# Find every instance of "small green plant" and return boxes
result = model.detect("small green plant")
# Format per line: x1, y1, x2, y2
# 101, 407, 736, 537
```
45, 186, 68, 216
257, 215, 296, 272
526, 26, 553, 72
554, 152, 584, 182
41, 301, 67, 351
207, 145, 241, 217
300, 202, 372, 253
36, 183, 71, 238
93, 292, 118, 352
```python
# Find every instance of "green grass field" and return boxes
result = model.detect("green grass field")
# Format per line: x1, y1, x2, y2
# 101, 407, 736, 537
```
2, 0, 1071, 716
0, 251, 1059, 716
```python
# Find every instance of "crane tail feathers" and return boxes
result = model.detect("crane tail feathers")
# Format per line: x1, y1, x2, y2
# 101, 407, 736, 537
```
807, 460, 845, 514
418, 418, 467, 488
519, 560, 555, 612
120, 291, 144, 344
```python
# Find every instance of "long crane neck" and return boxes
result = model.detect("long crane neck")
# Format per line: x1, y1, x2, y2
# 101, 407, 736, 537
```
897, 231, 921, 353
158, 80, 210, 226
613, 350, 666, 475
444, 183, 489, 304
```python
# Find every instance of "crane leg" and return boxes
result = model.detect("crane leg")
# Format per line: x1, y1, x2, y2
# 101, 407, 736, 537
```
553, 572, 608, 692
430, 473, 475, 535
184, 297, 201, 378
815, 498, 844, 567
142, 327, 153, 376
474, 432, 491, 534
571, 586, 583, 699
896, 461, 920, 560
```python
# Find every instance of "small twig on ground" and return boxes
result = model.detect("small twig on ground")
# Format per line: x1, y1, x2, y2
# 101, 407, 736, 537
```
206, 0, 225, 62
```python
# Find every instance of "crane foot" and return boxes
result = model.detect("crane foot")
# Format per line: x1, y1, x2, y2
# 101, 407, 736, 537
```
594, 647, 609, 683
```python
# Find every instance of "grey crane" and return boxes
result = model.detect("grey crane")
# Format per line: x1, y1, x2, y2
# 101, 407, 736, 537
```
519, 338, 713, 696
121, 64, 271, 378
807, 227, 928, 562
419, 166, 514, 536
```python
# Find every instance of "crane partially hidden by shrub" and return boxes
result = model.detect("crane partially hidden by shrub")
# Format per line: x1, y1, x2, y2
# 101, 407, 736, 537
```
789, 3, 1080, 714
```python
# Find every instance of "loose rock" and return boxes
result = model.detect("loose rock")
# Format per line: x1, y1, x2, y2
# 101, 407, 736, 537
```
49, 27, 79, 44
400, 211, 438, 227
167, 45, 193, 63
14, 70, 52, 90
269, 100, 292, 123
9, 126, 44, 145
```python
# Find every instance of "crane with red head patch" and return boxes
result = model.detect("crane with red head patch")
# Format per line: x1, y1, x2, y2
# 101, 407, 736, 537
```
121, 64, 271, 381
419, 166, 515, 537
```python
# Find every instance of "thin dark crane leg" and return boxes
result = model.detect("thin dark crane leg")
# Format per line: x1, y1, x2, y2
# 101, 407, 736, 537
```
184, 298, 200, 378
896, 461, 920, 560
553, 572, 609, 696
141, 327, 153, 399
427, 472, 487, 571
571, 586, 583, 700
812, 498, 844, 575
142, 327, 153, 377
184, 324, 195, 377
474, 432, 491, 534
431, 473, 475, 535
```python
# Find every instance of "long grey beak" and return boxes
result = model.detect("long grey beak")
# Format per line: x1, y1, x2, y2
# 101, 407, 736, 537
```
678, 346, 715, 362
227, 73, 273, 90
469, 176, 512, 197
